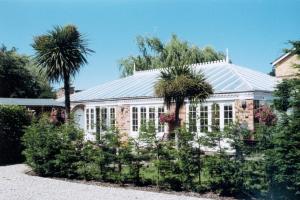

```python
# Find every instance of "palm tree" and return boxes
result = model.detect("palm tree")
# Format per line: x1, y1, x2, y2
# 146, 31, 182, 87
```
32, 25, 94, 120
155, 64, 213, 141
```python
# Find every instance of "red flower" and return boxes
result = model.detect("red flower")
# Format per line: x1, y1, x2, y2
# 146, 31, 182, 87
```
159, 113, 176, 123
255, 105, 277, 126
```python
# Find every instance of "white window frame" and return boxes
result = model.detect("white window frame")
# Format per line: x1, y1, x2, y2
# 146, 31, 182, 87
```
130, 105, 166, 134
223, 103, 233, 127
85, 106, 116, 133
186, 101, 235, 133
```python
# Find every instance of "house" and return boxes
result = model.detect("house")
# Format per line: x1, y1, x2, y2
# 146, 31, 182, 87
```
271, 51, 300, 79
0, 98, 64, 116
69, 59, 278, 141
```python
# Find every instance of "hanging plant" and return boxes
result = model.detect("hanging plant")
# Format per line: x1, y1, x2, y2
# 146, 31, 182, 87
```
255, 105, 277, 126
159, 113, 176, 124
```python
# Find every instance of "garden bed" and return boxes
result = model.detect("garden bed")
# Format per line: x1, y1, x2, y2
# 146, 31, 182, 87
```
25, 167, 235, 200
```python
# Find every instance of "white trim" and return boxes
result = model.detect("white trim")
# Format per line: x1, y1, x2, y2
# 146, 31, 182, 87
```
85, 105, 116, 134
271, 52, 292, 66
185, 101, 234, 133
129, 104, 165, 137
207, 102, 212, 132
219, 103, 225, 131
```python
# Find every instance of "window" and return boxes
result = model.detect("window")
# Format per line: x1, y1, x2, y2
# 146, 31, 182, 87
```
95, 107, 101, 141
254, 100, 260, 110
101, 108, 107, 131
200, 105, 208, 132
212, 103, 220, 131
110, 108, 116, 128
224, 105, 233, 125
149, 107, 155, 125
86, 109, 89, 130
189, 105, 197, 132
132, 107, 138, 132
158, 107, 165, 132
140, 107, 147, 127
90, 109, 95, 129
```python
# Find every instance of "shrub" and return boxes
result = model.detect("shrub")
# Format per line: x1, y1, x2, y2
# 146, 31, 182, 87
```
76, 142, 102, 180
0, 105, 31, 164
22, 115, 84, 177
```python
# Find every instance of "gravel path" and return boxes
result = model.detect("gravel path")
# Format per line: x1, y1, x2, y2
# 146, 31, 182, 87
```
0, 164, 210, 200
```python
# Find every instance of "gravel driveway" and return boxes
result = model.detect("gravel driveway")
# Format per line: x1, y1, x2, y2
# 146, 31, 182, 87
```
0, 164, 210, 200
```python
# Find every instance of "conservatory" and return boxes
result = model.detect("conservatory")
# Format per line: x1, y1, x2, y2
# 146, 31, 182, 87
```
67, 59, 277, 141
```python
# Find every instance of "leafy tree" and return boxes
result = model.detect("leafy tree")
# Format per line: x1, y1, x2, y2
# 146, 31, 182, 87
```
32, 25, 94, 119
119, 35, 224, 77
0, 45, 54, 98
0, 105, 31, 164
273, 80, 293, 112
265, 41, 300, 199
25, 61, 56, 98
265, 80, 300, 199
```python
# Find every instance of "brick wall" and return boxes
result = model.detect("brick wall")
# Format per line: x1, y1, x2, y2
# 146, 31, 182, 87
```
116, 105, 130, 139
234, 100, 254, 130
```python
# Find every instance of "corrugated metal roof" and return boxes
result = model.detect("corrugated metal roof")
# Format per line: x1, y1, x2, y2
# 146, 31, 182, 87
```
0, 98, 64, 107
68, 60, 278, 102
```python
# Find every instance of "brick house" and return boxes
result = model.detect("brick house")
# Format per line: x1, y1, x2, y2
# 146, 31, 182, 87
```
68, 59, 277, 141
271, 51, 300, 79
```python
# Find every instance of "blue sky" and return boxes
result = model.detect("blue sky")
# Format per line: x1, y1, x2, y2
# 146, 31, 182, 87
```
1, 0, 299, 90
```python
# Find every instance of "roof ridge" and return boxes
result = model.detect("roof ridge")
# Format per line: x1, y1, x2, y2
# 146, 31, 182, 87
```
134, 59, 227, 74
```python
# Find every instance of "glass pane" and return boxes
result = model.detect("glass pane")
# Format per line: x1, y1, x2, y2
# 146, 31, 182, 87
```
110, 108, 115, 128
132, 107, 138, 131
101, 108, 107, 131
86, 109, 89, 130
158, 107, 164, 132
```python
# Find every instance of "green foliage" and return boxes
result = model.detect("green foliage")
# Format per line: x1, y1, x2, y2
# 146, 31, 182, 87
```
22, 116, 84, 177
32, 25, 94, 118
0, 45, 54, 98
119, 35, 224, 77
76, 142, 102, 180
0, 105, 31, 164
265, 80, 300, 199
205, 154, 239, 195
156, 140, 181, 190
177, 128, 199, 190
273, 80, 293, 112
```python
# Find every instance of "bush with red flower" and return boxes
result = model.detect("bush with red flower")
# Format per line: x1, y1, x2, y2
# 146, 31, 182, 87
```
255, 105, 277, 126
50, 108, 66, 125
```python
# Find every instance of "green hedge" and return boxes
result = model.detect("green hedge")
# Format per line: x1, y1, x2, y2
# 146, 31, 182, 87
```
22, 118, 270, 198
0, 105, 31, 164
22, 116, 84, 177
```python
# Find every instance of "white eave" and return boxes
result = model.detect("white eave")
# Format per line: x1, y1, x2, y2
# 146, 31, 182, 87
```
271, 52, 292, 66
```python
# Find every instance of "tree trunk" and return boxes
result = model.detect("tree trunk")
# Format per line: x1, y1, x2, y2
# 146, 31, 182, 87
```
198, 145, 202, 186
174, 102, 181, 149
63, 73, 71, 121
